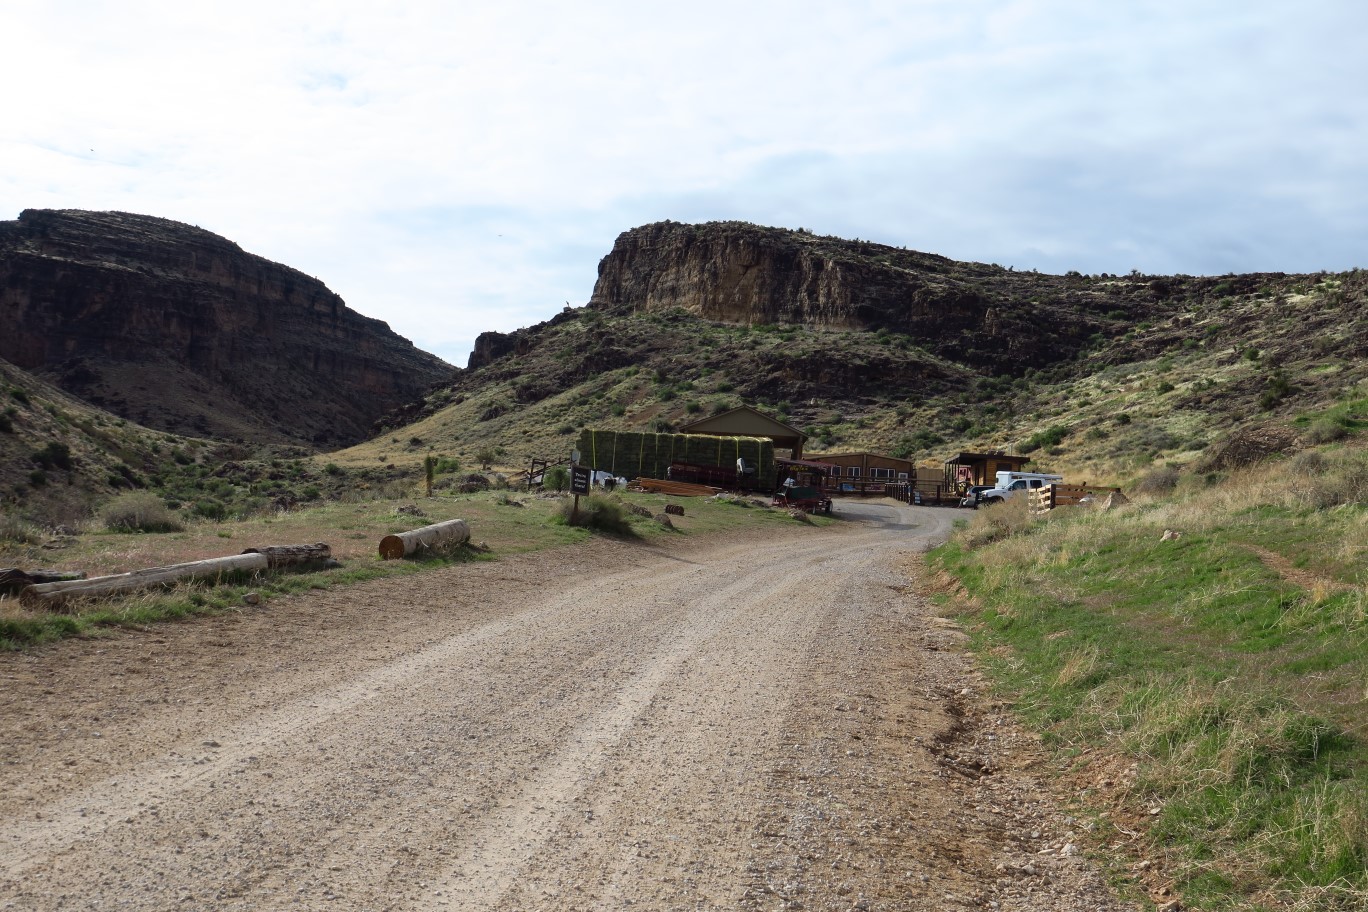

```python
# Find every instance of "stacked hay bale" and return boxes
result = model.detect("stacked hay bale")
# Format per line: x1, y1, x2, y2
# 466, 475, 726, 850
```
576, 429, 776, 490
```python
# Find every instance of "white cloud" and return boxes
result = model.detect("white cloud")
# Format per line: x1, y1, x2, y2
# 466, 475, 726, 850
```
3, 1, 1365, 364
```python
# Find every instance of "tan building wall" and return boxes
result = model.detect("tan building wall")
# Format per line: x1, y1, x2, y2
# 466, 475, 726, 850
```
818, 452, 916, 481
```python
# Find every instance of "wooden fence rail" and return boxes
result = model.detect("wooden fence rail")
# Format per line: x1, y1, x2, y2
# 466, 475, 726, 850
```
1029, 484, 1123, 515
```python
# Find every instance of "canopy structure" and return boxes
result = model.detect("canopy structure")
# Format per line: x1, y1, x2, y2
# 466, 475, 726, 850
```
943, 451, 1031, 487
679, 405, 808, 458
775, 457, 838, 474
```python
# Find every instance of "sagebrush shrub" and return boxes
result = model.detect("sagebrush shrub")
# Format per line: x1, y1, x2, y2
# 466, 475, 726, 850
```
102, 492, 184, 533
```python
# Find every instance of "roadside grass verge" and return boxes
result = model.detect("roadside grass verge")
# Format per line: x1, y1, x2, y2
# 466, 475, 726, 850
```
930, 446, 1367, 910
0, 488, 830, 649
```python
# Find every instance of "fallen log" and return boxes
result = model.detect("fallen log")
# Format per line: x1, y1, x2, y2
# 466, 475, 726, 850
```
20, 554, 269, 609
241, 542, 332, 569
0, 568, 88, 596
379, 519, 470, 560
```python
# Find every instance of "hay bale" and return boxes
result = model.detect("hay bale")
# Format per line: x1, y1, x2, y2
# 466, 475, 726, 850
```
576, 429, 775, 489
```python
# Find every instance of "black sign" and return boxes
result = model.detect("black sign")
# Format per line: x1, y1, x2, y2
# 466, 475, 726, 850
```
570, 465, 591, 495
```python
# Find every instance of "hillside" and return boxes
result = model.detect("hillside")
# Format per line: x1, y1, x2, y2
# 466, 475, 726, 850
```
0, 209, 453, 447
342, 221, 1367, 483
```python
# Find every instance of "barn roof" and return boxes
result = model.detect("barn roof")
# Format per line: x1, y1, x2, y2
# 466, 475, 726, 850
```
679, 405, 808, 454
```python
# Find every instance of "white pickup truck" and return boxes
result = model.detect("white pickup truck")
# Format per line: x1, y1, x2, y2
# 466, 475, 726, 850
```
973, 470, 1064, 506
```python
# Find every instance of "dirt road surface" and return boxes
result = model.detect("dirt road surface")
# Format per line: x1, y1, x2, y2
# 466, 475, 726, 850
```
0, 502, 1134, 911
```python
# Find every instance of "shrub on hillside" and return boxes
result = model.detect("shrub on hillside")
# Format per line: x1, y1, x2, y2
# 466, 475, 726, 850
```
1283, 449, 1368, 509
1303, 418, 1350, 445
31, 442, 73, 471
543, 466, 569, 491
191, 498, 229, 522
1134, 465, 1181, 496
1019, 425, 1070, 454
0, 513, 41, 544
102, 492, 185, 533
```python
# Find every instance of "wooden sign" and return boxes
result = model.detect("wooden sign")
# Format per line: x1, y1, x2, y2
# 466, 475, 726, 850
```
570, 465, 591, 495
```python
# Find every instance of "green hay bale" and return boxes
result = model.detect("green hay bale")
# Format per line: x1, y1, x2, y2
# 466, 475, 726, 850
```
577, 429, 775, 489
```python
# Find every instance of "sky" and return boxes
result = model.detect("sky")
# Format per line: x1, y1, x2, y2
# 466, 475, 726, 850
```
3, 1, 1366, 367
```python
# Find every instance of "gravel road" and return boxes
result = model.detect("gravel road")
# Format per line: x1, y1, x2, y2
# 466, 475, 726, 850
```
0, 502, 1136, 911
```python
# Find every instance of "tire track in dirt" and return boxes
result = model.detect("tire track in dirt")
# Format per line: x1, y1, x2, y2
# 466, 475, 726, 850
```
0, 504, 1136, 911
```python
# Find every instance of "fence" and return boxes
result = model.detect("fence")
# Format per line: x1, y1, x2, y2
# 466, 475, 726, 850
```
880, 481, 957, 506
1028, 484, 1123, 515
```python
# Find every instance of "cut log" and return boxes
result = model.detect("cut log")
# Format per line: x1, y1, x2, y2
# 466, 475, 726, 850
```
379, 519, 470, 560
0, 568, 88, 595
241, 543, 332, 568
20, 554, 269, 609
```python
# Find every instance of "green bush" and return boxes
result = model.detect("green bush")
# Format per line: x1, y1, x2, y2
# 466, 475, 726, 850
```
1019, 424, 1070, 454
0, 513, 41, 544
543, 466, 569, 491
102, 492, 184, 533
31, 442, 73, 471
1134, 465, 1181, 495
556, 494, 633, 534
191, 499, 228, 521
1303, 418, 1350, 444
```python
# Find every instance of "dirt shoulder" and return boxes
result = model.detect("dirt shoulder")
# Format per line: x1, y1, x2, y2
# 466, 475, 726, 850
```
0, 503, 1136, 911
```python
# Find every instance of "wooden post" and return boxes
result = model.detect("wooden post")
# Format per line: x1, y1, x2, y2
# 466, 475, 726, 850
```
20, 554, 270, 609
378, 519, 470, 560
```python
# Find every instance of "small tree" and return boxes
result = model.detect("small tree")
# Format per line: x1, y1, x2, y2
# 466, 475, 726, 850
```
424, 454, 436, 497
476, 445, 507, 470
544, 466, 569, 491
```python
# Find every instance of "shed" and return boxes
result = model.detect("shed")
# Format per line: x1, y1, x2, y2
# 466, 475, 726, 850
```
943, 451, 1031, 489
679, 406, 808, 459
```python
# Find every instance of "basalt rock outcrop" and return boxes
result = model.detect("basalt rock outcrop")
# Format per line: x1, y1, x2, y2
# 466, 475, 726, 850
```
0, 209, 453, 446
589, 221, 1151, 374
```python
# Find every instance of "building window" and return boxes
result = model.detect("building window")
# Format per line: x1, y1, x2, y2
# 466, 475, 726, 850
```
847, 466, 860, 478
871, 467, 893, 479
897, 472, 909, 480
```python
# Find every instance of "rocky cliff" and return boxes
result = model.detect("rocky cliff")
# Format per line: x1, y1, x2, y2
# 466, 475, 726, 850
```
588, 221, 1153, 374
0, 209, 452, 446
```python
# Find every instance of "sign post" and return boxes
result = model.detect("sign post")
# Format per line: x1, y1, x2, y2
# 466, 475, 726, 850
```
570, 464, 591, 524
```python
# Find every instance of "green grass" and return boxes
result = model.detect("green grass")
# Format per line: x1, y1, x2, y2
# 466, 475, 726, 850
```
0, 487, 830, 650
929, 448, 1368, 910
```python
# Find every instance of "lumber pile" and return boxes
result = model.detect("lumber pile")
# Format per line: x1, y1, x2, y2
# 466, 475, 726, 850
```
630, 479, 721, 497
